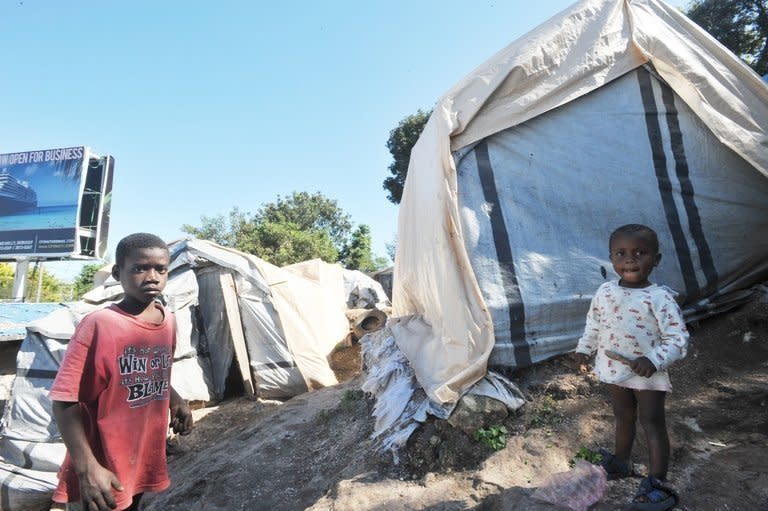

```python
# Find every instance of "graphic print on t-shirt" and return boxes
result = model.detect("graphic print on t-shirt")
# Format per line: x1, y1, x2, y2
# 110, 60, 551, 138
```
117, 344, 172, 407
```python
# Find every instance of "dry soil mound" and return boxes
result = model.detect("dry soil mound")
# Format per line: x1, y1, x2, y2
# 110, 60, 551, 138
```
143, 298, 768, 511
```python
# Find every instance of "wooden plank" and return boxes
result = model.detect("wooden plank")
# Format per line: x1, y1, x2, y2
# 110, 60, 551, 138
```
219, 272, 255, 398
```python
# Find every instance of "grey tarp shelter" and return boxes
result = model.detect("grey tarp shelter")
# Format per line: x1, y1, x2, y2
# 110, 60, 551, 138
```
390, 0, 768, 405
0, 238, 388, 510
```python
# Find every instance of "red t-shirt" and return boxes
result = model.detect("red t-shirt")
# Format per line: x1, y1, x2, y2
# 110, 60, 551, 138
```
50, 304, 175, 509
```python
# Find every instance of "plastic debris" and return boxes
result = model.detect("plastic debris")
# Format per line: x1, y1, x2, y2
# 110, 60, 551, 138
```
531, 460, 607, 511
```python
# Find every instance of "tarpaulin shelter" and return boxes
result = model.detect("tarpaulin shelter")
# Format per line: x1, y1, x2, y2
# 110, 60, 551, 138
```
0, 238, 389, 510
391, 0, 768, 405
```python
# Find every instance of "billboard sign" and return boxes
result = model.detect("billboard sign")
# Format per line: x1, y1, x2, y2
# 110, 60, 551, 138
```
0, 146, 113, 259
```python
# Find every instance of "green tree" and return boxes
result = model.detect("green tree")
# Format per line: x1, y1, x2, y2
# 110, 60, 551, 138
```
182, 191, 385, 269
254, 219, 339, 267
340, 225, 388, 272
73, 263, 102, 300
383, 109, 431, 205
257, 192, 352, 249
25, 263, 66, 302
180, 207, 256, 249
0, 263, 15, 300
685, 0, 768, 75
0, 262, 68, 302
18, 262, 70, 302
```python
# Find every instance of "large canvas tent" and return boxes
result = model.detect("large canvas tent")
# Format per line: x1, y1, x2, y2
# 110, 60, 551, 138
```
391, 0, 768, 405
0, 238, 388, 510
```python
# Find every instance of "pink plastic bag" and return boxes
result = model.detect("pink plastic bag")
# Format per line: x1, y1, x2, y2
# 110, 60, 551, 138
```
531, 460, 607, 511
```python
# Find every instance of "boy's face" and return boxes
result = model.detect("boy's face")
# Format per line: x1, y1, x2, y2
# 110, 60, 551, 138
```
609, 233, 661, 288
112, 247, 170, 304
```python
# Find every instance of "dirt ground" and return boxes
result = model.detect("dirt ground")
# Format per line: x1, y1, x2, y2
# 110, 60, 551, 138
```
135, 296, 768, 511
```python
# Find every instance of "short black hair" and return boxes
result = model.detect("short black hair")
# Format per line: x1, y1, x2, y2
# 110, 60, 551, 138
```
115, 233, 168, 266
609, 224, 659, 253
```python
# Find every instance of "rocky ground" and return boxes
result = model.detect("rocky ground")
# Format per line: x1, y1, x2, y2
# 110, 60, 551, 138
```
136, 296, 768, 511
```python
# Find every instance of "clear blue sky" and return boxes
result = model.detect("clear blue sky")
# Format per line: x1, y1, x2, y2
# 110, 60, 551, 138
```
1, 0, 684, 281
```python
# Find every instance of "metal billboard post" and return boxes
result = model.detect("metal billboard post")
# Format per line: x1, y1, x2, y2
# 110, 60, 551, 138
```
11, 259, 30, 302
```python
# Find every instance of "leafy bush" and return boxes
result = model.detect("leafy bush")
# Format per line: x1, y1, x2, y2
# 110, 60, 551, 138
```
474, 425, 508, 451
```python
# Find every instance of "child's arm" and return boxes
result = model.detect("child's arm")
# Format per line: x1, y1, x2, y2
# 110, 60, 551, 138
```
52, 400, 123, 511
169, 386, 193, 435
574, 292, 602, 370
630, 292, 689, 377
645, 292, 690, 372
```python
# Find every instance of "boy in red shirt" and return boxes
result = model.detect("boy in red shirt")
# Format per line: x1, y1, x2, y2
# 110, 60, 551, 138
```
51, 233, 193, 511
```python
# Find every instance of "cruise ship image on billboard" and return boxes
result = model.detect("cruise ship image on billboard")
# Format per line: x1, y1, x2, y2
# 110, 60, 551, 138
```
0, 169, 38, 214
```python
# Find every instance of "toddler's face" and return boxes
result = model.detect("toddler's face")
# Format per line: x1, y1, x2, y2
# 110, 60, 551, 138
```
609, 233, 660, 288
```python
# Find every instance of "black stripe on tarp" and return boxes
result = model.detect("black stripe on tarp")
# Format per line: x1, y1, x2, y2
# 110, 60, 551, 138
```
16, 368, 58, 380
22, 443, 34, 470
475, 141, 531, 367
637, 70, 698, 299
0, 464, 52, 501
253, 360, 297, 372
660, 83, 718, 296
1, 471, 15, 510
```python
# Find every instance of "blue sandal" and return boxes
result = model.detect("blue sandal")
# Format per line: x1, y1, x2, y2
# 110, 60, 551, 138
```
599, 448, 632, 480
630, 476, 678, 511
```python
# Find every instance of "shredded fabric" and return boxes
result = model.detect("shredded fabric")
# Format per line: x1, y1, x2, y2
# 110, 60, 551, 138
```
361, 328, 525, 462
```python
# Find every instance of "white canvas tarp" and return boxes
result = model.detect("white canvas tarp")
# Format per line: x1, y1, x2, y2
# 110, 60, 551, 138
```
393, 0, 768, 404
174, 239, 354, 396
0, 238, 388, 508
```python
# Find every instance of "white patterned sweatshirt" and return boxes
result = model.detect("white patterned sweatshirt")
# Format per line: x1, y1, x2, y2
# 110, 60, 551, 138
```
575, 281, 689, 389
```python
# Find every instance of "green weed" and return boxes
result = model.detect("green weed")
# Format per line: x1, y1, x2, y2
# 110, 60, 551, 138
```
529, 395, 563, 429
474, 425, 508, 451
570, 446, 603, 467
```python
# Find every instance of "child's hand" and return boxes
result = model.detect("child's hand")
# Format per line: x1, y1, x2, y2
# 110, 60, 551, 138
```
78, 461, 123, 510
169, 392, 193, 436
573, 352, 591, 374
630, 356, 657, 378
